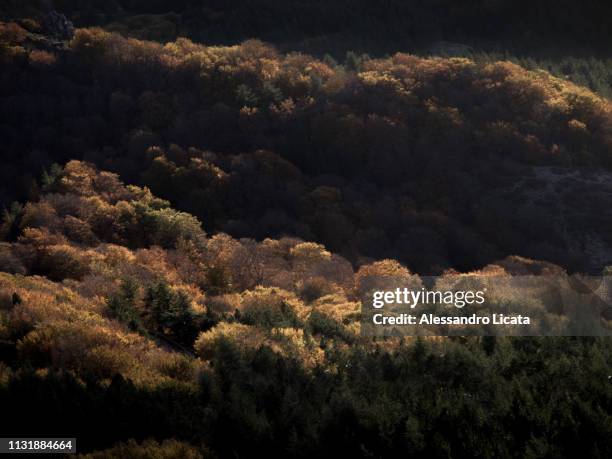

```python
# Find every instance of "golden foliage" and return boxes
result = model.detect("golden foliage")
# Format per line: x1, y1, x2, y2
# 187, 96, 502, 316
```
0, 272, 196, 386
194, 322, 325, 371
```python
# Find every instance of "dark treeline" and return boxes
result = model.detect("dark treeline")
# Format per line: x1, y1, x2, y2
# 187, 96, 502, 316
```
4, 0, 612, 56
3, 336, 611, 457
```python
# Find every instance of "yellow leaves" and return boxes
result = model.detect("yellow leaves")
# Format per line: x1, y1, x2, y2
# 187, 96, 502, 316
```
356, 52, 612, 153
269, 327, 325, 370
358, 63, 423, 102
99, 244, 137, 268
355, 259, 418, 301
19, 227, 65, 247
206, 293, 242, 314
305, 61, 335, 80
72, 27, 112, 48
43, 243, 94, 279
482, 60, 522, 81
568, 118, 589, 135
135, 246, 172, 274
195, 322, 264, 359
6, 285, 103, 328
194, 322, 325, 371
206, 233, 241, 268
163, 37, 199, 56
239, 286, 307, 322
356, 259, 411, 281
389, 53, 421, 68
0, 272, 196, 385
359, 70, 400, 88
237, 39, 278, 61
258, 58, 281, 81
240, 106, 259, 117
65, 27, 612, 167
82, 344, 133, 379
290, 242, 331, 263
153, 352, 203, 382
60, 160, 97, 196
270, 98, 296, 118
311, 293, 361, 323
479, 61, 612, 130
17, 320, 153, 382
21, 201, 61, 232
367, 53, 474, 87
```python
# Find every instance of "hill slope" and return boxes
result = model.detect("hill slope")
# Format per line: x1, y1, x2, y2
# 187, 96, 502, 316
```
2, 27, 612, 272
1, 161, 611, 456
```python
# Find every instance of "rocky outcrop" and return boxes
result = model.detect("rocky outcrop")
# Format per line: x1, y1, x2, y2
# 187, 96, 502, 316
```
42, 10, 74, 40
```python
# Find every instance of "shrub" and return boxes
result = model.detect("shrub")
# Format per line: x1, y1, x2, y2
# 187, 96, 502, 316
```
136, 204, 205, 249
34, 243, 92, 281
195, 322, 265, 359
297, 276, 336, 303
0, 244, 26, 275
238, 287, 302, 328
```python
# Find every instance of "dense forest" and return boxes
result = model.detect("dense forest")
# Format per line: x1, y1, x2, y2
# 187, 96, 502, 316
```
3, 23, 612, 274
1, 2, 612, 457
1, 162, 610, 457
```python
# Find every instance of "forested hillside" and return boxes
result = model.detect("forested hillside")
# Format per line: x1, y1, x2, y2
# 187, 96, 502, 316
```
1, 162, 610, 457
1, 2, 612, 457
3, 25, 612, 273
